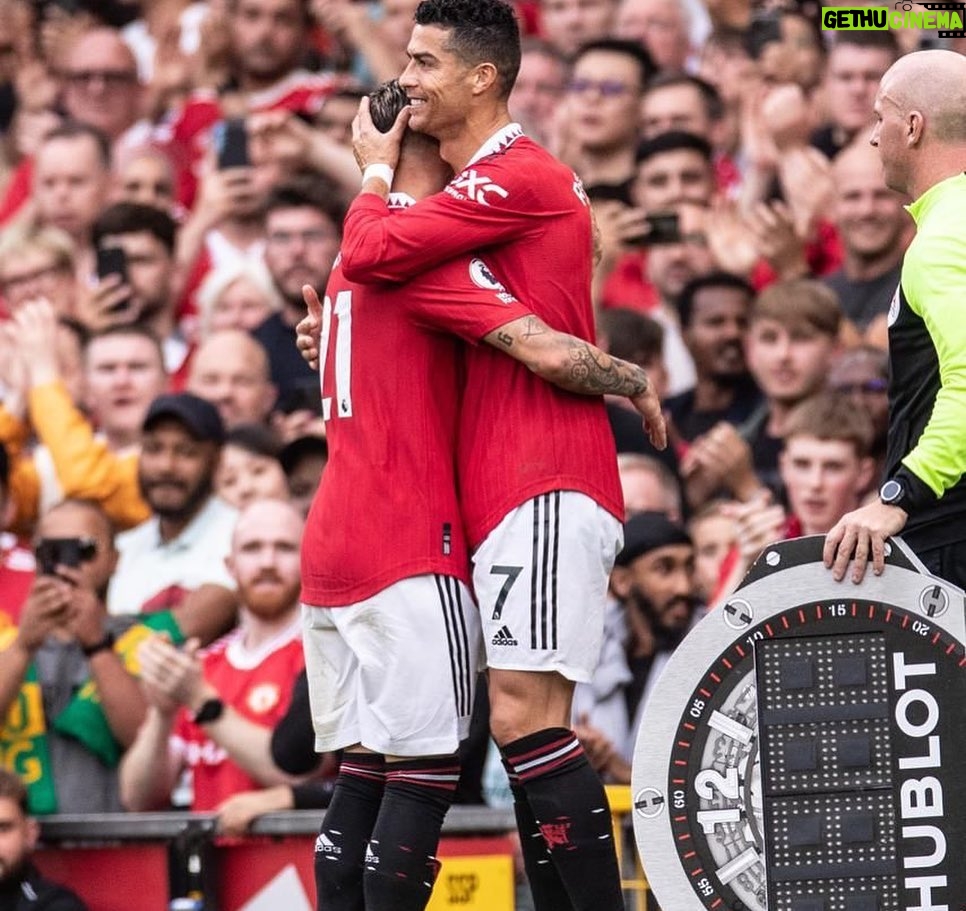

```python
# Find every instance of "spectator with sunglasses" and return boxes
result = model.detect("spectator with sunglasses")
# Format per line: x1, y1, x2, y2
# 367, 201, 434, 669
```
0, 499, 144, 814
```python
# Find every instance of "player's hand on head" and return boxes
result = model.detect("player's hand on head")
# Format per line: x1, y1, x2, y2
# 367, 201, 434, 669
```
352, 95, 409, 173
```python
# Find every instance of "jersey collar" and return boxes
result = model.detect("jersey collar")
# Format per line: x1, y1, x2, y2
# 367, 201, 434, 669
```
905, 172, 966, 226
388, 191, 416, 210
466, 123, 524, 167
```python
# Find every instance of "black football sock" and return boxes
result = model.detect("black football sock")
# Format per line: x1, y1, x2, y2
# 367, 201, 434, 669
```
501, 757, 575, 911
314, 752, 385, 911
363, 755, 461, 911
502, 728, 624, 911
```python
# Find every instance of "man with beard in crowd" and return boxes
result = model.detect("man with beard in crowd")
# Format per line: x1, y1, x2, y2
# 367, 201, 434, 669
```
120, 499, 305, 813
0, 769, 87, 910
665, 271, 761, 443
106, 393, 237, 617
572, 511, 698, 783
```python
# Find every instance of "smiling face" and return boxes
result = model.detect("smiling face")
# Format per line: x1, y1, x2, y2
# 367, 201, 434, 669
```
684, 285, 752, 383
138, 419, 219, 523
399, 24, 478, 142
833, 142, 909, 259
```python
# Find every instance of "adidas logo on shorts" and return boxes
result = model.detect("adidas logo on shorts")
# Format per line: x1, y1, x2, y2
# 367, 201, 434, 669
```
365, 844, 380, 867
492, 625, 519, 646
315, 833, 341, 856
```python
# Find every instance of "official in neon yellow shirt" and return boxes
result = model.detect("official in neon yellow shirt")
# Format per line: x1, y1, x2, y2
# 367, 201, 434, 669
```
825, 49, 966, 587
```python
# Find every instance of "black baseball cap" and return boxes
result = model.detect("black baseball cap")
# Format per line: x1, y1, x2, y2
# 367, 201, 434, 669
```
143, 393, 226, 444
616, 511, 692, 567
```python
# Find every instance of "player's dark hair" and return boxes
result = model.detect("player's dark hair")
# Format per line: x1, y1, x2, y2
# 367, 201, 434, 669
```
42, 119, 111, 169
84, 323, 165, 370
414, 0, 521, 99
677, 271, 755, 329
262, 174, 345, 234
369, 80, 410, 133
644, 72, 725, 123
574, 38, 656, 90
597, 308, 664, 366
92, 202, 178, 255
635, 130, 713, 166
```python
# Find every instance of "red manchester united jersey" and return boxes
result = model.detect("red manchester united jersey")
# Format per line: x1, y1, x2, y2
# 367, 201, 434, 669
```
171, 621, 303, 812
301, 205, 533, 606
341, 126, 623, 546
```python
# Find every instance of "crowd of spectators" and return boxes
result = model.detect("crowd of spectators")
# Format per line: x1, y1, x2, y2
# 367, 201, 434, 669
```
0, 0, 948, 902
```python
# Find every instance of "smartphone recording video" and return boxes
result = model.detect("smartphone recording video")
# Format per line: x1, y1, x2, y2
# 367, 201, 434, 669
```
214, 118, 250, 170
35, 537, 97, 577
627, 212, 682, 246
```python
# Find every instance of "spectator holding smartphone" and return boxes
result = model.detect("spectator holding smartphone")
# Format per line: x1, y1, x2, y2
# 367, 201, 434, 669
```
0, 499, 146, 814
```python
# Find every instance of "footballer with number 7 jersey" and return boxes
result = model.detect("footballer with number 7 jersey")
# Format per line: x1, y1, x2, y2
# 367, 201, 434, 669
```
301, 78, 663, 911
338, 3, 667, 911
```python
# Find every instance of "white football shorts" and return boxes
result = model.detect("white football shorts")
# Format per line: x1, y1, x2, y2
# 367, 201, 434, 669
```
302, 574, 482, 757
472, 491, 623, 683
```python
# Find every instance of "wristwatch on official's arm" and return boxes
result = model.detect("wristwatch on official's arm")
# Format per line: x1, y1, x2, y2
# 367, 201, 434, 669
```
879, 468, 936, 513
879, 478, 911, 511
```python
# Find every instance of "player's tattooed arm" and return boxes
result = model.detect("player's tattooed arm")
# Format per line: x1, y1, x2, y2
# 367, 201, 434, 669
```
485, 316, 668, 449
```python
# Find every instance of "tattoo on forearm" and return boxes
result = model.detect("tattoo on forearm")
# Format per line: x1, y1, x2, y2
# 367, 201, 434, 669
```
522, 317, 546, 339
496, 331, 514, 348
566, 340, 649, 397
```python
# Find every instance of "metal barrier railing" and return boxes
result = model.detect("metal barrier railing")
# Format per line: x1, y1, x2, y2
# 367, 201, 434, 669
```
38, 799, 646, 911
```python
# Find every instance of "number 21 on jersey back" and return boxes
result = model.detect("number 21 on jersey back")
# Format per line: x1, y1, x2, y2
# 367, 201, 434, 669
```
318, 289, 353, 422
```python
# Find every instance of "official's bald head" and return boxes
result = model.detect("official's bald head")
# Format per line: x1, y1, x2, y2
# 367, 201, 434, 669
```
879, 50, 966, 144
872, 49, 966, 196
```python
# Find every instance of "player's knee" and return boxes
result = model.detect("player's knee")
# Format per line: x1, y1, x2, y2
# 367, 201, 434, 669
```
488, 678, 572, 746
488, 699, 531, 747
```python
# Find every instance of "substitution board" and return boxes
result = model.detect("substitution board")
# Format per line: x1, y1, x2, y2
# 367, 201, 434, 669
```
631, 535, 964, 911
